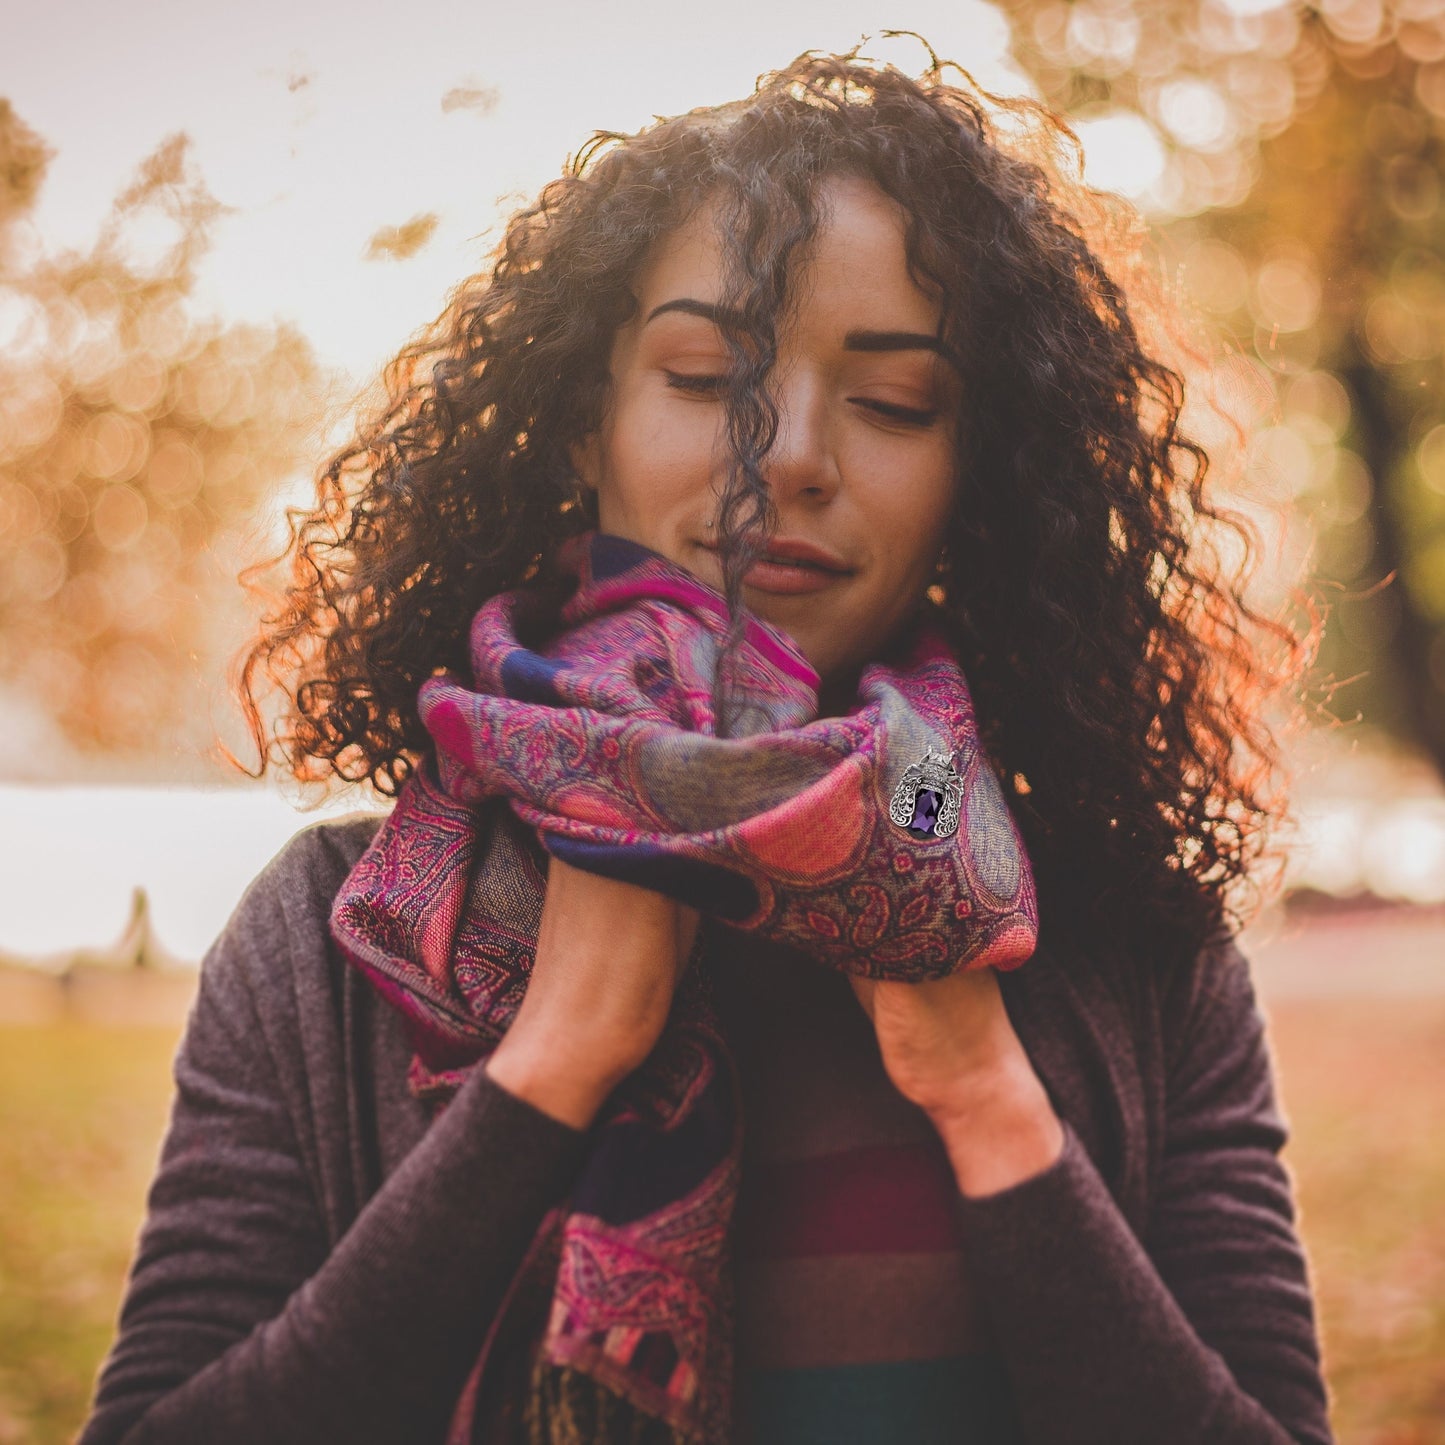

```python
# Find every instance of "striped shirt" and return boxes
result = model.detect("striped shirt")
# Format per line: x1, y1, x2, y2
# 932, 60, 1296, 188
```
711, 936, 1022, 1444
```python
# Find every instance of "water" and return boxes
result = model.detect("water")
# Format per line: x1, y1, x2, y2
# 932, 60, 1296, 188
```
0, 783, 385, 965
2, 776, 1443, 968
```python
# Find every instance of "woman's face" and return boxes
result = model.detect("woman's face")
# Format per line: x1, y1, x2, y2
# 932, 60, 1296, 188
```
569, 172, 961, 686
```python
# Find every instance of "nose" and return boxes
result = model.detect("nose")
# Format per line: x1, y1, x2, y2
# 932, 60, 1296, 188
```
760, 366, 840, 508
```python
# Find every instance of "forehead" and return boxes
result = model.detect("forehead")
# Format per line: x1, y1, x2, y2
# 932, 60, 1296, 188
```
634, 174, 942, 328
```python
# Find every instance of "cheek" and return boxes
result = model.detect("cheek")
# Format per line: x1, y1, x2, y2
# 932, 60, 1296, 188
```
920, 457, 958, 548
870, 466, 956, 579
601, 394, 720, 508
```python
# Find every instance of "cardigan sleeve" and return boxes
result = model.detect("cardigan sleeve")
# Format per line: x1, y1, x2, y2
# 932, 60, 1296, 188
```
952, 936, 1334, 1445
75, 839, 590, 1445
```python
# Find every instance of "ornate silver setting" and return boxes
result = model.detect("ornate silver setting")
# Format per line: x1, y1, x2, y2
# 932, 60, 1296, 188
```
889, 746, 964, 839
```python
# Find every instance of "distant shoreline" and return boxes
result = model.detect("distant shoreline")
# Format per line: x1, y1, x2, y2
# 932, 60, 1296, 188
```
3, 903, 1441, 1027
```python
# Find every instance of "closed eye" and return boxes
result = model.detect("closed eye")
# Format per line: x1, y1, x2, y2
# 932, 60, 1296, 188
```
663, 372, 939, 427
664, 371, 725, 395
857, 398, 939, 427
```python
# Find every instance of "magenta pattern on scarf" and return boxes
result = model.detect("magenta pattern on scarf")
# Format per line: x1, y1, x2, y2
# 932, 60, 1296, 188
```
329, 531, 1039, 1443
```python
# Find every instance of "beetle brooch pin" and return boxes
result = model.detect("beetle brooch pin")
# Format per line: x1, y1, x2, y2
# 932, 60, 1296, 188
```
889, 746, 964, 840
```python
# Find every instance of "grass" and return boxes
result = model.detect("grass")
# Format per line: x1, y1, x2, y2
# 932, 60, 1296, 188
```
0, 1026, 179, 1445
1, 998, 1442, 1443
1266, 998, 1445, 1444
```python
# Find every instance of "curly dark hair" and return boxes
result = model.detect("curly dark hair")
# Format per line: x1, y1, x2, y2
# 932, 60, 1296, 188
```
236, 39, 1315, 973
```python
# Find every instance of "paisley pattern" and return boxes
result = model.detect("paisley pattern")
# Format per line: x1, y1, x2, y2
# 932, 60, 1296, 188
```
328, 531, 1038, 1444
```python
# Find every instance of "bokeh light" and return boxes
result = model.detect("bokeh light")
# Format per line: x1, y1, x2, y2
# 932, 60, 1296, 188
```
0, 107, 332, 766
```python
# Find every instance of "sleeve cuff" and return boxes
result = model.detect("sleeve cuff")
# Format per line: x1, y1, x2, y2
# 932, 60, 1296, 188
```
470, 1065, 592, 1150
953, 1115, 1098, 1218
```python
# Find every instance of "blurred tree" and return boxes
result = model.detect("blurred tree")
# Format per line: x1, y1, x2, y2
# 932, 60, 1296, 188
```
0, 103, 331, 771
1006, 0, 1445, 775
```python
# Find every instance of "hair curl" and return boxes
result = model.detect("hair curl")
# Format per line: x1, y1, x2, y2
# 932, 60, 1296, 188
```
236, 40, 1316, 973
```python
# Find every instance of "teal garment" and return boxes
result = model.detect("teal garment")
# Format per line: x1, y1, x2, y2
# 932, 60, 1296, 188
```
737, 1354, 1021, 1445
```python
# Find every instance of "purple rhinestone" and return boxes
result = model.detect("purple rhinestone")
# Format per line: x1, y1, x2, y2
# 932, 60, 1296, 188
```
907, 789, 941, 838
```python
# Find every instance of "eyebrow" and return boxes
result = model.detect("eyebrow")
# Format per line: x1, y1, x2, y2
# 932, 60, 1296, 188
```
644, 297, 961, 370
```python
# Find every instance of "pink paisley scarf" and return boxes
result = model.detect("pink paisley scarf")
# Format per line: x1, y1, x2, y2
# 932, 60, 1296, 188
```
329, 531, 1039, 1444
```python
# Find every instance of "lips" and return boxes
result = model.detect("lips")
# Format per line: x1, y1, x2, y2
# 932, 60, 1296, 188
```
699, 536, 854, 574
758, 538, 853, 574
699, 534, 854, 596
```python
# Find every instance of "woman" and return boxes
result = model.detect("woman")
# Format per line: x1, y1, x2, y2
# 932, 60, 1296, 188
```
79, 42, 1333, 1445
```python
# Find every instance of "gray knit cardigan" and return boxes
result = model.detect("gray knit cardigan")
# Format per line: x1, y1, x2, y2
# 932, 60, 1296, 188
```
77, 815, 1335, 1444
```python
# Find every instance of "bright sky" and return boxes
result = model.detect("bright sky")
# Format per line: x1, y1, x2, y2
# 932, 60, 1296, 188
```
5, 0, 1029, 383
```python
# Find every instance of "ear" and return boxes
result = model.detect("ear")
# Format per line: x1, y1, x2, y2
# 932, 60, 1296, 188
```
568, 434, 601, 494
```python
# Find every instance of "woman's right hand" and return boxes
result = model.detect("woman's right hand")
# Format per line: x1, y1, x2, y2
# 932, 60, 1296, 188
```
484, 856, 701, 1130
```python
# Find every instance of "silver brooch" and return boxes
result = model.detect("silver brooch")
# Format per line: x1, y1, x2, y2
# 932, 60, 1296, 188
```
889, 747, 963, 839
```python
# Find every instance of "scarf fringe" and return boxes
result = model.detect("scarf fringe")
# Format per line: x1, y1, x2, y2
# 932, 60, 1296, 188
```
524, 1362, 687, 1445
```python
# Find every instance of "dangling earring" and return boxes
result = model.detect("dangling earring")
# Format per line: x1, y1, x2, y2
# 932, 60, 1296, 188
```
926, 546, 950, 607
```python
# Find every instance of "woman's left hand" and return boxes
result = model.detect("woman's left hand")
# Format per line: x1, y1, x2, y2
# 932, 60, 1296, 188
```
848, 968, 1066, 1197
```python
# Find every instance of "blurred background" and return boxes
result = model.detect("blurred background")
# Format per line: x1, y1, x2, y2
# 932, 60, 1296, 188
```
1, 0, 1442, 1440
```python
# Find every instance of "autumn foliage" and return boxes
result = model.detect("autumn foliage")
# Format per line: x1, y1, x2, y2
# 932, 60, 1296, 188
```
0, 104, 327, 766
